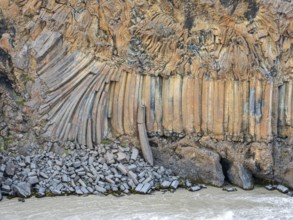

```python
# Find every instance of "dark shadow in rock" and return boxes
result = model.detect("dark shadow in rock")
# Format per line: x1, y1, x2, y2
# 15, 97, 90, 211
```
0, 71, 13, 92
220, 158, 231, 182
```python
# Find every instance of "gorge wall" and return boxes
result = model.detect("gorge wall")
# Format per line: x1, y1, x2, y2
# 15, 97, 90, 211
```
0, 0, 292, 189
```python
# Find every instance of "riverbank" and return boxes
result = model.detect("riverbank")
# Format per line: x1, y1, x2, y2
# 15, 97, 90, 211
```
1, 140, 208, 200
1, 187, 293, 220
0, 140, 292, 201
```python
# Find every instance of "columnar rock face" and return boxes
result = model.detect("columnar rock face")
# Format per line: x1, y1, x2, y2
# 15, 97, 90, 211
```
0, 0, 292, 188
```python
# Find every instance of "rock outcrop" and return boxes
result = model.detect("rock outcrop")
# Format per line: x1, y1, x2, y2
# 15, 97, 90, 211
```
0, 0, 292, 189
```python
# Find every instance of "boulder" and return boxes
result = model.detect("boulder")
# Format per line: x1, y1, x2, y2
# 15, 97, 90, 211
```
153, 137, 224, 186
12, 182, 31, 198
276, 185, 289, 194
5, 161, 16, 176
189, 185, 201, 192
225, 163, 254, 190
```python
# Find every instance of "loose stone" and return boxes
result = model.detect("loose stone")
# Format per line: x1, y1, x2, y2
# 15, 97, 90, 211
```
265, 185, 275, 191
276, 185, 289, 194
223, 187, 237, 192
95, 185, 106, 193
190, 185, 201, 192
141, 183, 152, 194
28, 176, 39, 185
12, 182, 31, 198
171, 180, 179, 189
161, 181, 171, 188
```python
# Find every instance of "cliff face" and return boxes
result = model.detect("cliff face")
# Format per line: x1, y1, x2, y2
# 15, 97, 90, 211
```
0, 0, 292, 189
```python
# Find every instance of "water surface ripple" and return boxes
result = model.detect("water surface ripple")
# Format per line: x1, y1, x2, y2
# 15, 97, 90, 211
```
1, 187, 292, 220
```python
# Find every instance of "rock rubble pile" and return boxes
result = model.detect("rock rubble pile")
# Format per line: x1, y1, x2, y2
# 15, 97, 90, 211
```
0, 141, 187, 199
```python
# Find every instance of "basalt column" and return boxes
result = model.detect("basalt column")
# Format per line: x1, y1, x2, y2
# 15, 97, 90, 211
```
0, 0, 292, 188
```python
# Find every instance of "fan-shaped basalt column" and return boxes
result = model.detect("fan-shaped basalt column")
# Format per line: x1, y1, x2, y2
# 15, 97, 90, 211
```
38, 59, 293, 146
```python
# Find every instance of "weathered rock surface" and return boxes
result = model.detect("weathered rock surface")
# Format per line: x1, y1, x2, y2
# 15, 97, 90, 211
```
0, 0, 292, 189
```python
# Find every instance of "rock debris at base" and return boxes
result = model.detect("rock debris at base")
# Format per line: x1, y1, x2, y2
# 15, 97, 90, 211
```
0, 141, 200, 199
265, 184, 292, 196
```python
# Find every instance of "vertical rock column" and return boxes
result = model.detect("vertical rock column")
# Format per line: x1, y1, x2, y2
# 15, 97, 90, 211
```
137, 105, 154, 166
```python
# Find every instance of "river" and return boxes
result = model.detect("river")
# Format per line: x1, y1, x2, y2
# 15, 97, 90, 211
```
0, 186, 292, 220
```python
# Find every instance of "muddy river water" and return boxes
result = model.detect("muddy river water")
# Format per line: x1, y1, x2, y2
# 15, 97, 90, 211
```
1, 186, 292, 220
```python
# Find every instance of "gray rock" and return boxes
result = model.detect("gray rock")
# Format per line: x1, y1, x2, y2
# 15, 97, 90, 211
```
80, 186, 89, 194
51, 189, 62, 195
0, 164, 6, 172
76, 167, 85, 173
116, 152, 127, 162
25, 156, 31, 164
4, 178, 13, 186
226, 165, 254, 190
138, 177, 145, 183
131, 148, 139, 161
222, 187, 237, 192
128, 171, 138, 185
28, 176, 39, 185
128, 164, 137, 171
142, 177, 152, 184
18, 162, 26, 167
171, 180, 179, 189
75, 187, 83, 195
56, 160, 63, 166
30, 163, 36, 169
105, 176, 115, 185
28, 172, 37, 177
0, 191, 2, 201
276, 185, 289, 194
40, 172, 49, 179
104, 151, 115, 164
88, 157, 94, 165
190, 185, 201, 192
38, 187, 46, 194
98, 158, 106, 164
62, 174, 70, 182
2, 185, 11, 192
287, 191, 293, 197
128, 179, 136, 189
265, 185, 275, 191
78, 179, 87, 187
121, 183, 129, 191
5, 161, 16, 176
161, 181, 171, 188
117, 164, 128, 175
135, 183, 144, 193
138, 171, 146, 179
111, 185, 118, 192
199, 184, 207, 189
73, 161, 81, 168
140, 183, 152, 194
77, 171, 86, 176
95, 185, 106, 193
12, 182, 31, 198
87, 187, 94, 193
153, 141, 225, 187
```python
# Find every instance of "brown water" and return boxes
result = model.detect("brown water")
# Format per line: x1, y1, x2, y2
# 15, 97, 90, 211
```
0, 186, 292, 220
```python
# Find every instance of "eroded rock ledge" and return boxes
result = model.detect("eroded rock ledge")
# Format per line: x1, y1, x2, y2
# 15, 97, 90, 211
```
0, 0, 292, 189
